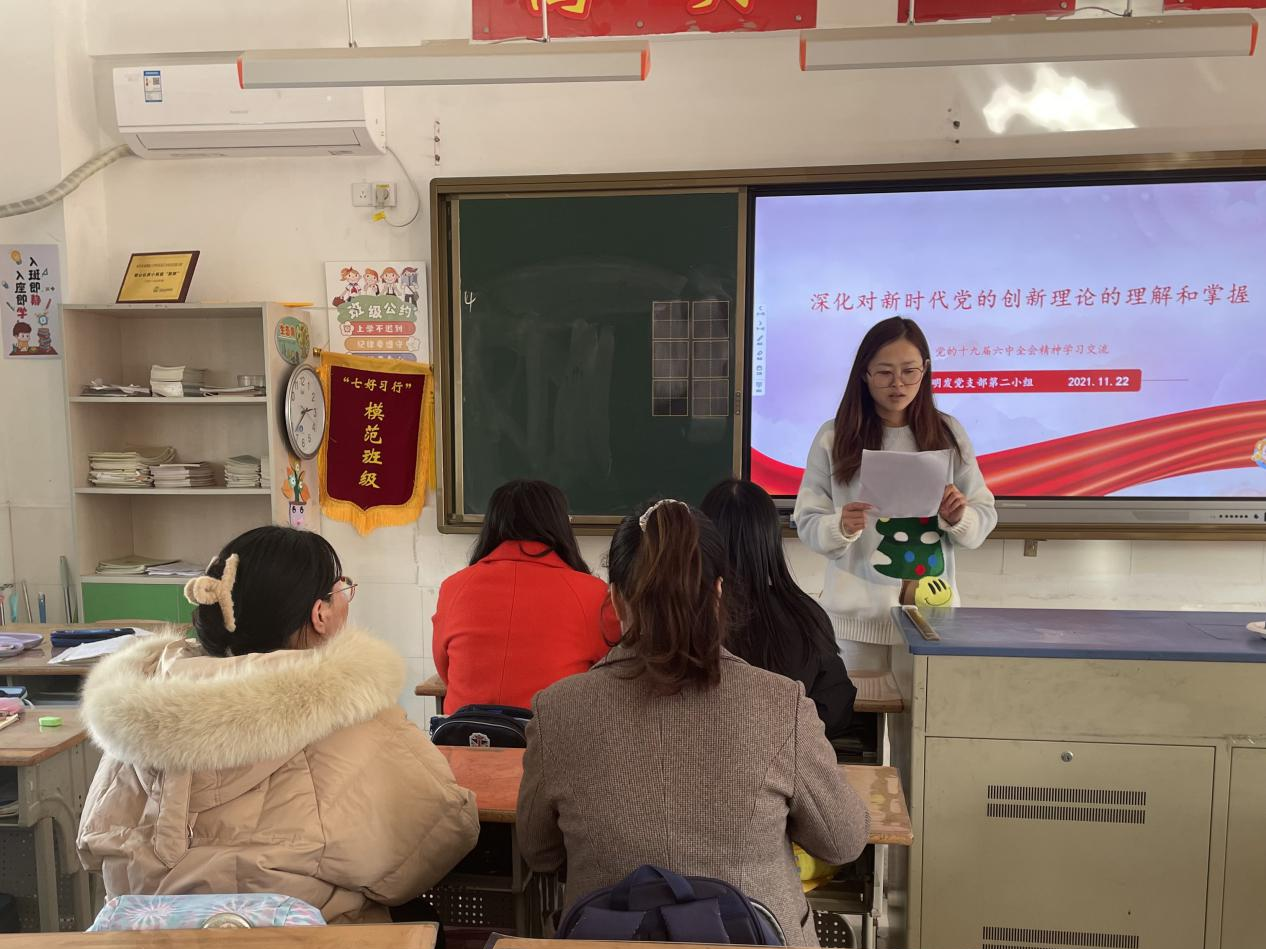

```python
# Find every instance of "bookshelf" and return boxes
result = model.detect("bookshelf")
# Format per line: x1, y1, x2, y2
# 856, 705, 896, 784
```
62, 303, 324, 622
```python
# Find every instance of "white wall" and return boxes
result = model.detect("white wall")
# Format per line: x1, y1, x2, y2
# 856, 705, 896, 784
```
0, 0, 103, 625
2, 0, 1263, 716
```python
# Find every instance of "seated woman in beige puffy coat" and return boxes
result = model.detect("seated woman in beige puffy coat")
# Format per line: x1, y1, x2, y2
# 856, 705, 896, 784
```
77, 526, 480, 924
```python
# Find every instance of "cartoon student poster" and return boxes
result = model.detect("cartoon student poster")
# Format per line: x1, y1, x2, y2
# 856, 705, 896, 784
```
3, 245, 61, 359
323, 260, 426, 362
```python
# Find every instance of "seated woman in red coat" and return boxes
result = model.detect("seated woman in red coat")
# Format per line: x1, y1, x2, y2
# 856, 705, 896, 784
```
432, 479, 617, 712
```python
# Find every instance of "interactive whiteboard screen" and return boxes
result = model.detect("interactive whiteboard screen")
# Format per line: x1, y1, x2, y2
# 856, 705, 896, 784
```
749, 177, 1266, 501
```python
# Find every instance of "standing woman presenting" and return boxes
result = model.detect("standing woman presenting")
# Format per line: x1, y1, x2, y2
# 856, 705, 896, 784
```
794, 316, 997, 671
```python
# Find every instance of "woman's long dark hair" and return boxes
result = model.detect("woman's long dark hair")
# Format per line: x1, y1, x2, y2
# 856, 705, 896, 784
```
605, 500, 729, 695
831, 316, 961, 483
469, 479, 590, 573
701, 480, 838, 677
193, 526, 342, 657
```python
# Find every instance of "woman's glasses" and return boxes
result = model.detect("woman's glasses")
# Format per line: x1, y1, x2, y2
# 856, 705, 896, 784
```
866, 362, 928, 387
325, 576, 357, 602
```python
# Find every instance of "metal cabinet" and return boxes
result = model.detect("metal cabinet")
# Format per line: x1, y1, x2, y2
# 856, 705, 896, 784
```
920, 737, 1214, 949
1220, 747, 1265, 949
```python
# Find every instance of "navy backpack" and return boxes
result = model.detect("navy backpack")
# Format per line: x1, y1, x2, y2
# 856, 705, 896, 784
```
556, 865, 785, 945
429, 704, 532, 748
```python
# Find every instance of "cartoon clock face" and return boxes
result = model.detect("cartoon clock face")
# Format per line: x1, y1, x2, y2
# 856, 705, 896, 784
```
284, 365, 326, 460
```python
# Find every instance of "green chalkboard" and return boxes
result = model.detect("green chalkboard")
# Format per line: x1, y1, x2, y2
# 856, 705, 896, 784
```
451, 191, 740, 519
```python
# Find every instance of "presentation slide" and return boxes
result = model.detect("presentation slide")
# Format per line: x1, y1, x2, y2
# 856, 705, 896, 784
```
749, 179, 1266, 499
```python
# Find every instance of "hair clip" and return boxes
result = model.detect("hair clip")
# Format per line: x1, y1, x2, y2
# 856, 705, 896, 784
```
639, 499, 686, 533
184, 554, 240, 632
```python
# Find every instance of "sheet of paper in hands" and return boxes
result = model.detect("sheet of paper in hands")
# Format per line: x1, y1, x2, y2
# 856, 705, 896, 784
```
858, 449, 952, 518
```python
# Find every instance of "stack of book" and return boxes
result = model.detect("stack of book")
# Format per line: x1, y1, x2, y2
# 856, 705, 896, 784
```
145, 561, 205, 578
94, 554, 177, 576
88, 447, 176, 487
80, 379, 150, 397
152, 462, 215, 488
150, 365, 206, 398
200, 385, 264, 397
260, 455, 272, 490
225, 455, 262, 488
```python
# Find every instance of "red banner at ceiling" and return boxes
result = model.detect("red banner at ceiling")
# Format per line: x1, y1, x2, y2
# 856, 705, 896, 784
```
899, 0, 1264, 19
472, 0, 816, 41
897, 1, 1071, 22
1162, 0, 1264, 7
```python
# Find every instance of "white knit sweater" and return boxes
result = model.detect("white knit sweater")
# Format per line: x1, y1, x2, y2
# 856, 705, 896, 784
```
793, 415, 997, 645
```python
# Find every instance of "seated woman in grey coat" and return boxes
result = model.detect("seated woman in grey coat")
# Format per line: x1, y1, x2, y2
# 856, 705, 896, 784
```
516, 499, 870, 947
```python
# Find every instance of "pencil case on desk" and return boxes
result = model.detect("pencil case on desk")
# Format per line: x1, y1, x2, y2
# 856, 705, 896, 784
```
50, 628, 134, 647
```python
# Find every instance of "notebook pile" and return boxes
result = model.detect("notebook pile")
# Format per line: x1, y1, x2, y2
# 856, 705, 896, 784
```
88, 447, 176, 487
145, 561, 205, 578
201, 384, 265, 397
152, 462, 215, 488
80, 378, 150, 397
150, 365, 206, 398
225, 455, 262, 488
94, 554, 176, 576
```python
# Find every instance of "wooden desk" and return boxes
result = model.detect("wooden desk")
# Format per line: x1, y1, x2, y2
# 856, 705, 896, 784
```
435, 747, 910, 945
797, 765, 912, 949
416, 672, 445, 698
437, 746, 521, 823
849, 670, 903, 714
0, 923, 438, 948
0, 707, 94, 931
841, 764, 912, 847
0, 621, 165, 679
0, 629, 95, 677
435, 747, 541, 937
437, 746, 912, 846
0, 708, 88, 767
419, 670, 906, 715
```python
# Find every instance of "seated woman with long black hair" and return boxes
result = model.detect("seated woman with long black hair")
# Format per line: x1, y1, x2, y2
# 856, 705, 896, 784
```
702, 478, 856, 739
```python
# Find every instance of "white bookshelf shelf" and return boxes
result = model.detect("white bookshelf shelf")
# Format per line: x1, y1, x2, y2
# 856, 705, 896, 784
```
71, 396, 268, 405
62, 302, 268, 319
75, 488, 272, 496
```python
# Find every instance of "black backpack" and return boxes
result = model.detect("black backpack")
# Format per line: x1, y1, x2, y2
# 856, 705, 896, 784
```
556, 865, 785, 945
428, 704, 532, 748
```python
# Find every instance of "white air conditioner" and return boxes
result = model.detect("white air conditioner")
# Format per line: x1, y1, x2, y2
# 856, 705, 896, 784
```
113, 64, 386, 158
